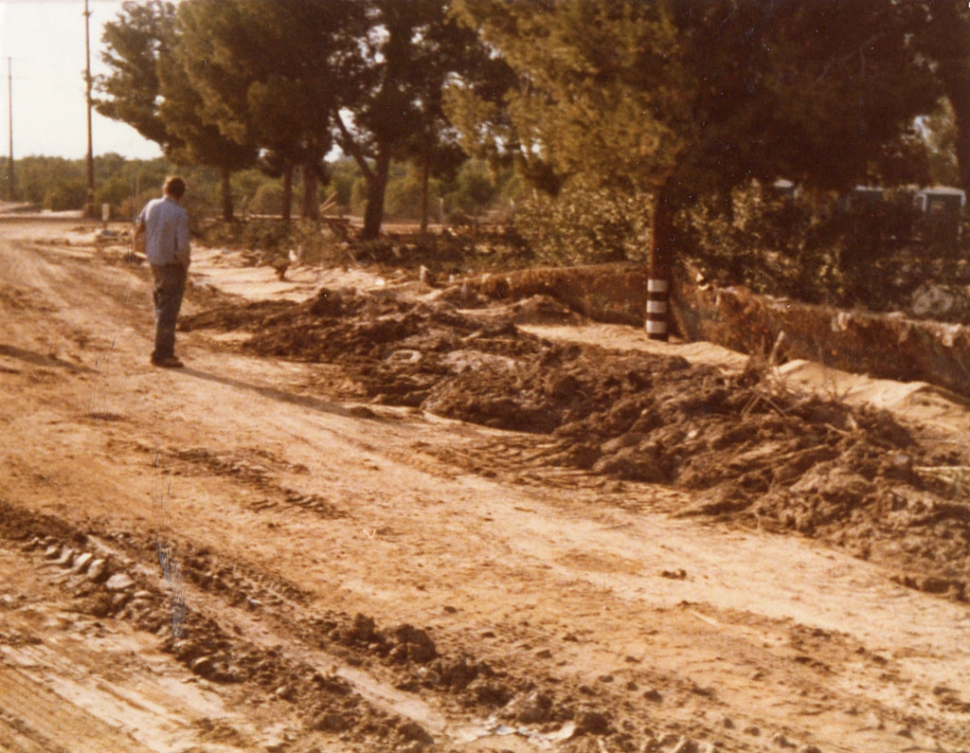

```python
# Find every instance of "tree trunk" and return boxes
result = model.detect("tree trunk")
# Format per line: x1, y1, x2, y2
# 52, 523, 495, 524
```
361, 150, 391, 241
647, 177, 677, 341
220, 166, 234, 223
281, 166, 293, 224
302, 164, 320, 221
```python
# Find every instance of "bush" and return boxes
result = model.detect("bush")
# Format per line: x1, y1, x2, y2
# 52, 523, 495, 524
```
674, 181, 954, 309
513, 178, 651, 267
44, 180, 88, 212
249, 182, 288, 216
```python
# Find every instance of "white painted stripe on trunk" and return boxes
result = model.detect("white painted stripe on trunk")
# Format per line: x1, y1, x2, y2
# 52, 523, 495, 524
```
646, 320, 668, 334
647, 279, 669, 293
646, 300, 667, 314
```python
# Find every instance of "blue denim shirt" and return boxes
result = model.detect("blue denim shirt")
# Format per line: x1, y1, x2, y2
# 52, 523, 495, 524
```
138, 196, 190, 267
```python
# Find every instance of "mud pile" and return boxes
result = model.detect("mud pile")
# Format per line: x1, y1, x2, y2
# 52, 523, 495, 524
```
183, 285, 970, 598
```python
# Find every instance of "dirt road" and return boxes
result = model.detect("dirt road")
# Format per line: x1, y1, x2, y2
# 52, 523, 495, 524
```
1, 220, 970, 753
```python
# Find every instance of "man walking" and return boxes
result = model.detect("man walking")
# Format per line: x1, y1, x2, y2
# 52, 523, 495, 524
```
137, 176, 190, 368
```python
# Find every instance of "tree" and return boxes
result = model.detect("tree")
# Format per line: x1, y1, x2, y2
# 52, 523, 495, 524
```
96, 0, 176, 147
174, 0, 365, 223
157, 51, 258, 222
453, 0, 942, 338
334, 0, 499, 239
394, 2, 489, 231
97, 0, 257, 221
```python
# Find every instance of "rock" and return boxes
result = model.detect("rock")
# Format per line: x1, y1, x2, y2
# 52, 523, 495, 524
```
105, 573, 135, 591
643, 687, 663, 702
86, 559, 109, 583
54, 547, 75, 566
191, 656, 215, 677
274, 684, 296, 701
796, 746, 822, 753
72, 552, 94, 573
44, 545, 60, 559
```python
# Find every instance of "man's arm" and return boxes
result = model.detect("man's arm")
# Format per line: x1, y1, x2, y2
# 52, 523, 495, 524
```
175, 209, 191, 268
133, 208, 147, 256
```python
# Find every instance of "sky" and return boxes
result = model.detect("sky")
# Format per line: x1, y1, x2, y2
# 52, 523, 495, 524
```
1, 0, 164, 161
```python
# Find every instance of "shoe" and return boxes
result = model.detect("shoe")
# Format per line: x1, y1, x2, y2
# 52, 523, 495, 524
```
151, 355, 184, 368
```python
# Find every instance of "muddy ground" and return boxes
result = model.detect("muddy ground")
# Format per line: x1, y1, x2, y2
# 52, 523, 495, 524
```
2, 219, 970, 753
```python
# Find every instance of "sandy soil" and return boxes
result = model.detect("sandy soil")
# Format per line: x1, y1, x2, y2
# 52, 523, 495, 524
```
2, 220, 970, 753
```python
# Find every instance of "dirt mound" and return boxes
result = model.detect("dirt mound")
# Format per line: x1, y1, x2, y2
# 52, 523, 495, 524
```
183, 285, 970, 600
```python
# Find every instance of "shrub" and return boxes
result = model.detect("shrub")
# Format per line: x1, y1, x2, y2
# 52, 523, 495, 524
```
44, 179, 88, 212
249, 182, 288, 216
513, 178, 651, 267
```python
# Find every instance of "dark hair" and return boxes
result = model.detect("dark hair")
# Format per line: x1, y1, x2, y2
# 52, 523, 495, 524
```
163, 176, 186, 200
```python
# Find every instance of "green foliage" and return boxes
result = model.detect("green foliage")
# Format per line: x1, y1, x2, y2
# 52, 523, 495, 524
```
678, 183, 824, 298
13, 157, 85, 209
384, 164, 429, 221
174, 0, 353, 217
674, 181, 956, 309
248, 182, 287, 216
443, 160, 496, 215
328, 159, 359, 213
94, 155, 170, 219
96, 0, 177, 146
513, 178, 650, 267
451, 0, 948, 299
44, 180, 88, 212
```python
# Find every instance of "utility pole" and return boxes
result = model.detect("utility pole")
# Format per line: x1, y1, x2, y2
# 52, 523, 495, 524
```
84, 0, 96, 217
6, 57, 12, 202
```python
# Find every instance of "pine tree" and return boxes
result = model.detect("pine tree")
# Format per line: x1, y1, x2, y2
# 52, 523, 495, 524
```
96, 0, 257, 221
175, 0, 365, 222
453, 0, 943, 338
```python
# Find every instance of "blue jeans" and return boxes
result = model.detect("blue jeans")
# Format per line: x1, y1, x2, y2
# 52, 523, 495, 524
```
151, 263, 187, 360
